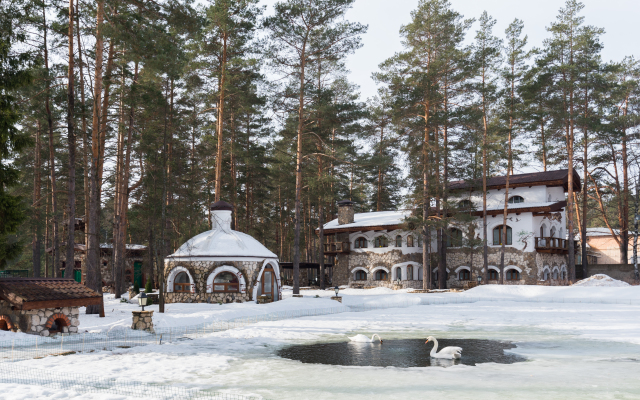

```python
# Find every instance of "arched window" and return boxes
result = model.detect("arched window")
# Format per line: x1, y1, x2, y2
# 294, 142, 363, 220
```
374, 236, 388, 248
493, 225, 512, 245
447, 228, 463, 248
395, 235, 402, 247
506, 269, 520, 281
562, 270, 566, 280
550, 227, 556, 238
374, 270, 388, 281
459, 200, 472, 209
407, 265, 414, 280
395, 267, 402, 281
417, 235, 423, 248
407, 235, 414, 247
553, 270, 558, 280
489, 269, 499, 280
174, 272, 191, 292
212, 271, 239, 292
508, 196, 524, 204
355, 270, 367, 281
543, 270, 549, 281
432, 269, 449, 282
458, 269, 470, 280
354, 237, 368, 248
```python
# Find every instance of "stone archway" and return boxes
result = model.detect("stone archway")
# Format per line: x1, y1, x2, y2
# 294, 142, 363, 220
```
45, 313, 71, 334
0, 315, 13, 331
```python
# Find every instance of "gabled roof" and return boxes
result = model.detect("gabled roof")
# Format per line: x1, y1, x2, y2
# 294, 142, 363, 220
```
0, 278, 102, 310
449, 169, 581, 192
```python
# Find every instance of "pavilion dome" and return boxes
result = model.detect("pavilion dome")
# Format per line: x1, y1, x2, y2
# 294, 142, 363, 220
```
167, 201, 277, 260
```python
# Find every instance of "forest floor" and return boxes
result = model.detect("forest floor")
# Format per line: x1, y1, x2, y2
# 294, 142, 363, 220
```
4, 282, 640, 399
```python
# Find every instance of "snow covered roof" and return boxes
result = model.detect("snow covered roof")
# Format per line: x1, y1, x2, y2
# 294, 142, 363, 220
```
583, 227, 620, 237
167, 205, 277, 260
323, 210, 411, 231
100, 243, 147, 250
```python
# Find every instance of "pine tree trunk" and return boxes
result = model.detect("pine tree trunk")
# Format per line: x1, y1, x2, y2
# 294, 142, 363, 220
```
33, 123, 42, 277
65, 0, 76, 280
86, 0, 105, 315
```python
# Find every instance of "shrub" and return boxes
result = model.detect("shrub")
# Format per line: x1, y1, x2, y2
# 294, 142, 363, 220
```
145, 279, 153, 294
133, 282, 140, 294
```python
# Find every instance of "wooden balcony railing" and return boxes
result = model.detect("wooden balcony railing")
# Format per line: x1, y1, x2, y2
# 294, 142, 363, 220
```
535, 237, 568, 254
323, 242, 350, 254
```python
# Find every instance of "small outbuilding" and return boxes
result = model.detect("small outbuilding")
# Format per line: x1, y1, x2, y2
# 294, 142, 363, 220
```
0, 278, 102, 336
164, 201, 281, 304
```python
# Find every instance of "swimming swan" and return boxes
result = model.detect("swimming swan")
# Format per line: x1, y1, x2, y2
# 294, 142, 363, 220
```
348, 334, 383, 343
425, 336, 462, 359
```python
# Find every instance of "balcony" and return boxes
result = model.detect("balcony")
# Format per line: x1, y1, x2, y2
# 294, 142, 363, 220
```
324, 242, 350, 255
534, 237, 568, 254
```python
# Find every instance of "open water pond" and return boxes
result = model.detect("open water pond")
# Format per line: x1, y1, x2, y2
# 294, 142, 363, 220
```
278, 338, 527, 367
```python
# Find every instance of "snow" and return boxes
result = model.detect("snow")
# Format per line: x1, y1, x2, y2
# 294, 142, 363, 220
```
572, 274, 630, 287
323, 210, 410, 230
5, 284, 640, 399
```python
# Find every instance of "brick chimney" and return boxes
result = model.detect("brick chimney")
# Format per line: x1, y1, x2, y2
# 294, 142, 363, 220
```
337, 200, 355, 225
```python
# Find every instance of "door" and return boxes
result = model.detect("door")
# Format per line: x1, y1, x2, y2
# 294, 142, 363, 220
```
261, 267, 275, 298
134, 262, 143, 288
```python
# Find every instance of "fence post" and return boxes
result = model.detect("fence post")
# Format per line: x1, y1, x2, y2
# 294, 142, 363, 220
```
82, 332, 85, 353
11, 339, 14, 362
35, 336, 38, 359
61, 333, 64, 352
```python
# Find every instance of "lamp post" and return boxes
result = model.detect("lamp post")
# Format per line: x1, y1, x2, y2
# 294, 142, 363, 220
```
138, 292, 149, 312
477, 275, 482, 285
334, 285, 339, 297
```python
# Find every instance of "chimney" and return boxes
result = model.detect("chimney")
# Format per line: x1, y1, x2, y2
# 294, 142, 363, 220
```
210, 201, 234, 231
337, 200, 355, 225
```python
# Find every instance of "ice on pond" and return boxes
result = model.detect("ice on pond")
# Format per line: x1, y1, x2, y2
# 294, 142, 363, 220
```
278, 338, 527, 367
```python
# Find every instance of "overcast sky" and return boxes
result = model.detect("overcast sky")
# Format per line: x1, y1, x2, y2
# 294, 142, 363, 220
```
261, 0, 639, 102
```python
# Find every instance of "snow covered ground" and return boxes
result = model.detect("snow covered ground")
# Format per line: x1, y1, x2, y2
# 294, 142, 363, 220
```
4, 281, 640, 399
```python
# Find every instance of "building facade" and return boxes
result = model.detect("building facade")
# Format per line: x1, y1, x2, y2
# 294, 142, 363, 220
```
323, 170, 580, 288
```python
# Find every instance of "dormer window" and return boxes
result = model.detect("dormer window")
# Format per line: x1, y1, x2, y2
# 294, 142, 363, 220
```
508, 196, 524, 204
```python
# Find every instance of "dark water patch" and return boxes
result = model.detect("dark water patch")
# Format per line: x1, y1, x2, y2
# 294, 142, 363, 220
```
278, 338, 527, 367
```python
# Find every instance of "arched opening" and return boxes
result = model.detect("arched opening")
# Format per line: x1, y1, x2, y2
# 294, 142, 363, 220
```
212, 271, 239, 292
493, 225, 512, 245
395, 235, 402, 247
354, 270, 367, 281
447, 228, 463, 247
407, 235, 414, 247
374, 270, 388, 281
395, 267, 402, 281
543, 269, 549, 281
407, 265, 414, 280
489, 269, 499, 281
0, 320, 8, 331
561, 270, 567, 280
374, 236, 388, 248
550, 227, 556, 238
354, 237, 368, 248
508, 195, 524, 204
553, 269, 558, 279
506, 269, 521, 281
459, 199, 472, 209
49, 318, 68, 334
173, 272, 191, 293
458, 269, 470, 281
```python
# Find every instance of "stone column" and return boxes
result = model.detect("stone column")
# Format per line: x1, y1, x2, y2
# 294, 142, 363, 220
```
131, 310, 154, 332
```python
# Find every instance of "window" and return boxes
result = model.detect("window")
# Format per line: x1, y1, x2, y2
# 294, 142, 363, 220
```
458, 269, 470, 281
553, 270, 558, 280
459, 200, 472, 209
543, 270, 549, 281
493, 225, 512, 245
407, 235, 414, 247
355, 270, 367, 281
407, 265, 413, 280
395, 235, 402, 247
489, 269, 499, 280
395, 267, 402, 281
212, 271, 239, 292
374, 270, 388, 281
174, 272, 191, 292
506, 269, 520, 281
561, 270, 566, 280
550, 227, 556, 238
354, 237, 368, 248
417, 235, 423, 248
447, 228, 463, 248
508, 196, 524, 204
374, 236, 388, 248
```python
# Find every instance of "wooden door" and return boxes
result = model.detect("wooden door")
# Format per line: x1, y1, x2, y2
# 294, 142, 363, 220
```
261, 267, 275, 297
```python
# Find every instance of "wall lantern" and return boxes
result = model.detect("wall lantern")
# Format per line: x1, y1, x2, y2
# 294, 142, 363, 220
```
138, 292, 149, 311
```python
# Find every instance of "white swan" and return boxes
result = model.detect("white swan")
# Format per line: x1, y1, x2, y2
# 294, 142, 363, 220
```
425, 336, 462, 359
348, 334, 383, 343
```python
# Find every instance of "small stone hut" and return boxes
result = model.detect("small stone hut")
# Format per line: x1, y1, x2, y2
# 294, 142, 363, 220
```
164, 201, 280, 304
0, 278, 102, 336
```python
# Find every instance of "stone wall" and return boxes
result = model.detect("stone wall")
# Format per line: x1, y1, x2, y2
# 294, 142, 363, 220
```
339, 249, 423, 287
586, 264, 638, 281
164, 260, 262, 303
0, 300, 80, 336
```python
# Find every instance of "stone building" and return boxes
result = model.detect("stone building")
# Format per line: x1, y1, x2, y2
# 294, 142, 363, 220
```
323, 169, 580, 288
0, 278, 102, 336
163, 201, 280, 304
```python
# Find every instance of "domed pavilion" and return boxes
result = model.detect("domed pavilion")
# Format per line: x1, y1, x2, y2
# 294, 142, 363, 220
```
163, 201, 280, 303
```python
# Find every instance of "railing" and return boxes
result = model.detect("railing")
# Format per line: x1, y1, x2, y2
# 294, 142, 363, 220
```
323, 242, 350, 254
0, 270, 30, 278
535, 237, 568, 253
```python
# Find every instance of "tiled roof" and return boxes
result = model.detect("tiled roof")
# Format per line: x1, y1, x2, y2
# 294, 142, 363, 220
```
0, 278, 102, 310
449, 169, 581, 191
